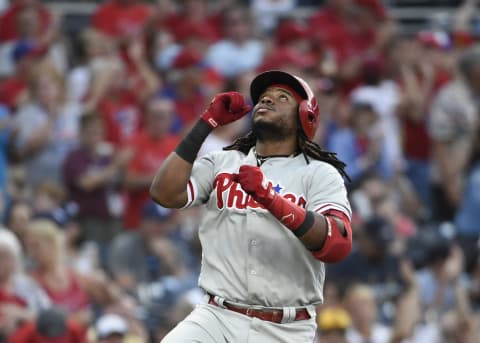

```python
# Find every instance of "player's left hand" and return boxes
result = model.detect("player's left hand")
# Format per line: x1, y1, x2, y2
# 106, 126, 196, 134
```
234, 165, 275, 205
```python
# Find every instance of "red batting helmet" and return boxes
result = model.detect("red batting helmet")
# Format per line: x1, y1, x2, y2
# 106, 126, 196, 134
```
250, 70, 319, 140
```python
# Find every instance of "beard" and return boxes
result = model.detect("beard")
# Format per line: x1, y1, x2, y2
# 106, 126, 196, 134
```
252, 118, 291, 142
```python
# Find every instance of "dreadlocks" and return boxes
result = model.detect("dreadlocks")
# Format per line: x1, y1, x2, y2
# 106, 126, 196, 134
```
224, 130, 350, 182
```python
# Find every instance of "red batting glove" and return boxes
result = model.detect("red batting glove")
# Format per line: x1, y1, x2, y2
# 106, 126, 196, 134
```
236, 165, 308, 231
236, 165, 276, 206
201, 92, 251, 128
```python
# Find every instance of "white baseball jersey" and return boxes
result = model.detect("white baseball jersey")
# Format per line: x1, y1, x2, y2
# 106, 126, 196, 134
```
184, 147, 351, 307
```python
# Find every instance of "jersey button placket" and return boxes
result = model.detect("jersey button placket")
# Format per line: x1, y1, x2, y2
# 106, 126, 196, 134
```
249, 238, 259, 276
246, 209, 260, 299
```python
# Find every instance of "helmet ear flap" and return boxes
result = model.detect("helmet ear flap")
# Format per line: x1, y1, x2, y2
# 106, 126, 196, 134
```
299, 100, 317, 140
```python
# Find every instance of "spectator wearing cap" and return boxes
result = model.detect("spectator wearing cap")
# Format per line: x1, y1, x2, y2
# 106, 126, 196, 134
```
7, 307, 86, 343
154, 21, 224, 99
94, 313, 128, 343
158, 19, 222, 79
258, 20, 316, 76
30, 182, 101, 277
205, 5, 265, 78
122, 97, 179, 230
314, 306, 351, 343
160, 48, 212, 133
108, 201, 195, 293
0, 0, 67, 108
0, 40, 42, 110
259, 49, 315, 77
274, 19, 313, 58
0, 0, 66, 78
0, 0, 52, 43
31, 181, 70, 228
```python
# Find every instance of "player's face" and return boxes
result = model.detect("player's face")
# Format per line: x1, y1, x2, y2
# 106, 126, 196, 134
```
252, 86, 299, 140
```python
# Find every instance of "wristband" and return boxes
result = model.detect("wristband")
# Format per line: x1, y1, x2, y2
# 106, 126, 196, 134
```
175, 119, 212, 163
292, 211, 315, 237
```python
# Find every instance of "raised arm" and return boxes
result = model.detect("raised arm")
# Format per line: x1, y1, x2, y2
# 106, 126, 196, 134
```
150, 92, 251, 209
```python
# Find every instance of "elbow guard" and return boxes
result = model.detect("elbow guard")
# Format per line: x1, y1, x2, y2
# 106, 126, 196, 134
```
312, 209, 352, 263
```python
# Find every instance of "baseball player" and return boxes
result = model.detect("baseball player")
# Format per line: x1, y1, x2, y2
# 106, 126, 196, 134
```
150, 70, 352, 342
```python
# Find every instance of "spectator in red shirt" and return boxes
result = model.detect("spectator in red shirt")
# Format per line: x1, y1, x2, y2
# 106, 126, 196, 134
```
392, 33, 453, 216
7, 307, 87, 343
274, 19, 313, 58
88, 38, 159, 148
123, 97, 179, 230
26, 220, 118, 328
175, 21, 218, 56
260, 19, 316, 74
309, 0, 393, 94
169, 0, 223, 43
0, 0, 52, 43
91, 0, 153, 42
91, 1, 160, 104
151, 0, 178, 31
89, 55, 143, 148
160, 49, 211, 133
1, 1, 65, 74
0, 229, 50, 341
0, 40, 43, 110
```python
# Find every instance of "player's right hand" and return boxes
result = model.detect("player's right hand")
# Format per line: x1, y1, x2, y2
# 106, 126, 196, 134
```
201, 92, 251, 128
235, 165, 276, 206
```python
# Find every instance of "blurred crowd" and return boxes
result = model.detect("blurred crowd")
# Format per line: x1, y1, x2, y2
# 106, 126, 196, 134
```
0, 0, 480, 342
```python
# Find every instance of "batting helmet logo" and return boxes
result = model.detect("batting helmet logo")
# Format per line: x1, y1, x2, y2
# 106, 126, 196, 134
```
250, 70, 319, 140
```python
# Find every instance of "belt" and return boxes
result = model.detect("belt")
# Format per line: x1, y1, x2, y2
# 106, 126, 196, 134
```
208, 295, 311, 323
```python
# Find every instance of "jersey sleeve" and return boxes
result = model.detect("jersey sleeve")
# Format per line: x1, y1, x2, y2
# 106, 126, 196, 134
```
183, 153, 216, 208
305, 165, 351, 220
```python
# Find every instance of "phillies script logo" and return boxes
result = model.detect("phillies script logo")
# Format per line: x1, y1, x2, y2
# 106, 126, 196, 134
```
213, 173, 306, 210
